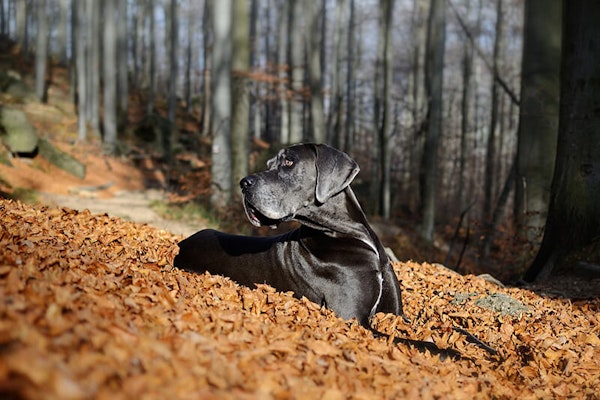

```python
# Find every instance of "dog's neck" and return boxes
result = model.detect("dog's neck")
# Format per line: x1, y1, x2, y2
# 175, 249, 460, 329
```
294, 187, 383, 255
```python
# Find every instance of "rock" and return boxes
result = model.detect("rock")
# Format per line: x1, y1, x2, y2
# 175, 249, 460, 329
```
0, 69, 35, 101
474, 293, 530, 316
0, 138, 12, 166
477, 273, 505, 288
0, 107, 39, 154
38, 138, 86, 179
450, 293, 479, 306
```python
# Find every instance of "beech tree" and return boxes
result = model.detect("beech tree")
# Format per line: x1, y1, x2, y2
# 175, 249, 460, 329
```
74, 0, 87, 141
306, 0, 326, 144
287, 0, 304, 144
34, 0, 48, 102
514, 0, 561, 245
210, 0, 233, 207
419, 0, 446, 242
102, 0, 118, 154
231, 0, 250, 199
524, 1, 600, 282
374, 0, 395, 219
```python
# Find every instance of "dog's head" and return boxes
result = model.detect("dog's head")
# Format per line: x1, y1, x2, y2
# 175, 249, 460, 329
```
240, 143, 360, 227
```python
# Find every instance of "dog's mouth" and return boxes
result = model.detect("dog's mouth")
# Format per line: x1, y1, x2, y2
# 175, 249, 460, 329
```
243, 199, 290, 228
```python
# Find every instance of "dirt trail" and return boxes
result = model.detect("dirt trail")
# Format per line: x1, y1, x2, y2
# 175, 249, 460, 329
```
0, 142, 201, 238
41, 189, 201, 238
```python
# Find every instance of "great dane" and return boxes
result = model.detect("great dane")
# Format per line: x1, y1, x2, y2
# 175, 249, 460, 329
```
174, 143, 494, 359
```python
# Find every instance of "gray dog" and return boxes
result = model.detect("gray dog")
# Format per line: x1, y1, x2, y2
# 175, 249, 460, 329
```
175, 144, 493, 358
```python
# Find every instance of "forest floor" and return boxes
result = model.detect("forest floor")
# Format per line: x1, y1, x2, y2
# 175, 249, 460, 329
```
1, 198, 599, 399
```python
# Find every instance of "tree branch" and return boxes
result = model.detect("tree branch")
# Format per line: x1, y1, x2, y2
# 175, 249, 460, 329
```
448, 0, 520, 106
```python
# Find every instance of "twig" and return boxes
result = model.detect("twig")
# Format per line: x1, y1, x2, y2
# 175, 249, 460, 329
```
447, 0, 520, 106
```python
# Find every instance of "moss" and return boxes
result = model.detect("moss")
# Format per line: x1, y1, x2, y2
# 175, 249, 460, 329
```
8, 187, 40, 204
150, 199, 219, 229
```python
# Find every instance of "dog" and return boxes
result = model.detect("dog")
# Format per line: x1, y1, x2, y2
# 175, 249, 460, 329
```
174, 143, 494, 359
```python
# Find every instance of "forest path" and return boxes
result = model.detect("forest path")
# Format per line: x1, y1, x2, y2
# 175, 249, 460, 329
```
41, 189, 200, 238
0, 140, 202, 238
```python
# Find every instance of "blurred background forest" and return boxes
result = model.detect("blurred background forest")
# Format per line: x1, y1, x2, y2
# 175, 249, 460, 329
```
0, 0, 598, 285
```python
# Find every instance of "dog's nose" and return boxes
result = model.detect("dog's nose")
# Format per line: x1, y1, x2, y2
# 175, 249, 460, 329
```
240, 175, 257, 190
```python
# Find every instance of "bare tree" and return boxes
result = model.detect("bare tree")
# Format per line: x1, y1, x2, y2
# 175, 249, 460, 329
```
515, 0, 561, 245
117, 0, 128, 128
184, 0, 194, 113
277, 0, 289, 144
524, 1, 600, 282
74, 0, 87, 141
16, 0, 27, 52
328, 0, 348, 147
373, 0, 395, 219
0, 0, 5, 35
287, 0, 304, 143
103, 0, 118, 154
457, 0, 479, 213
86, 0, 99, 133
483, 0, 504, 222
210, 0, 233, 207
201, 0, 212, 137
344, 0, 356, 152
34, 0, 48, 102
305, 0, 326, 144
165, 0, 179, 159
231, 0, 250, 199
419, 0, 446, 242
147, 0, 156, 115
56, 0, 69, 65
406, 0, 429, 210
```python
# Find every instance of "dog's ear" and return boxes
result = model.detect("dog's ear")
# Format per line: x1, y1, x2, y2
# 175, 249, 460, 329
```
314, 144, 360, 204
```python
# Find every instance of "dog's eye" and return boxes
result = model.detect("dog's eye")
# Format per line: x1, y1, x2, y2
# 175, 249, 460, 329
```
282, 158, 294, 168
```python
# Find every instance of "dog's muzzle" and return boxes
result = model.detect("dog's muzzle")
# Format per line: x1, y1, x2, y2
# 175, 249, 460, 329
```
240, 175, 292, 228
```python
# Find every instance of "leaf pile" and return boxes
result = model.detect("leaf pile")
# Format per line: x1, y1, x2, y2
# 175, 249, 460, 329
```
1, 199, 599, 399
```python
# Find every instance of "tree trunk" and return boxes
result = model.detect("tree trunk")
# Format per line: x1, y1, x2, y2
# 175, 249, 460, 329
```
406, 0, 429, 212
231, 0, 250, 200
250, 0, 261, 139
419, 0, 446, 242
277, 0, 289, 144
483, 0, 503, 223
86, 0, 99, 133
117, 0, 128, 128
16, 0, 27, 52
103, 0, 118, 154
34, 0, 48, 102
167, 0, 178, 142
524, 1, 600, 282
184, 0, 193, 113
328, 0, 347, 147
56, 0, 69, 65
147, 0, 156, 115
457, 0, 478, 213
515, 0, 561, 245
201, 0, 212, 137
344, 0, 356, 153
132, 1, 141, 91
210, 0, 233, 207
0, 0, 5, 36
74, 0, 87, 141
287, 0, 304, 143
378, 0, 394, 219
371, 0, 385, 214
306, 0, 326, 144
